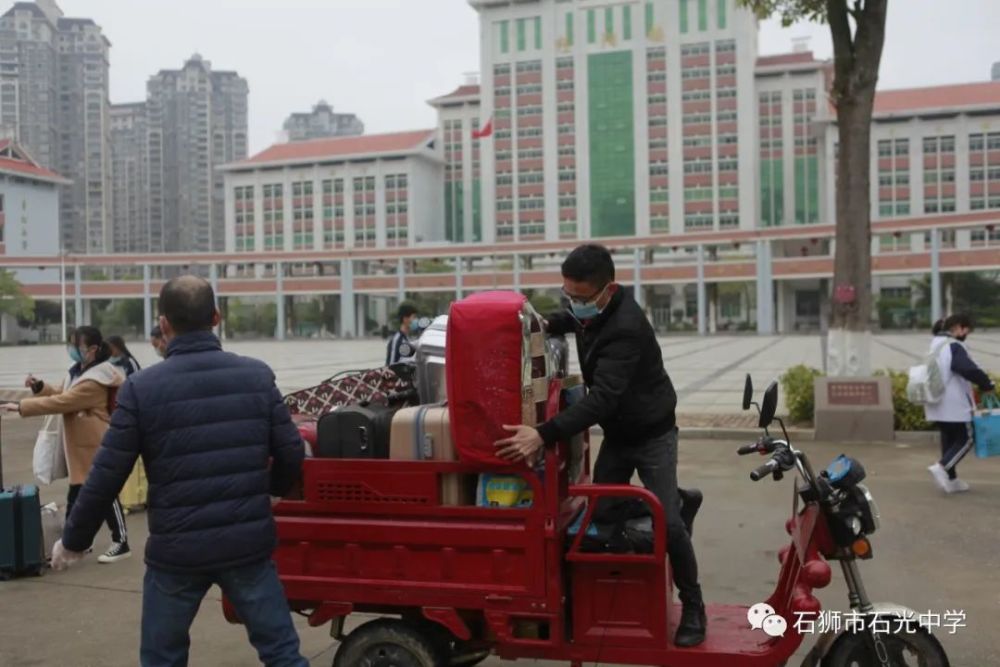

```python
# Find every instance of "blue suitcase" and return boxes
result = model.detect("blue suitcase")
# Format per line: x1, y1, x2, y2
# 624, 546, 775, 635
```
0, 421, 45, 580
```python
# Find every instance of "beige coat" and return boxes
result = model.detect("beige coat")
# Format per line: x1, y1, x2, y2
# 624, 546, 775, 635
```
19, 362, 125, 485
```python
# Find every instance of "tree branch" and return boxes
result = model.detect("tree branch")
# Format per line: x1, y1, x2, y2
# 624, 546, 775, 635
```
826, 0, 854, 103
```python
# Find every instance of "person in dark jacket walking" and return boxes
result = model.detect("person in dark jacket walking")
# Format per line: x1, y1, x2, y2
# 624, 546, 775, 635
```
924, 313, 996, 493
494, 244, 706, 647
49, 275, 307, 667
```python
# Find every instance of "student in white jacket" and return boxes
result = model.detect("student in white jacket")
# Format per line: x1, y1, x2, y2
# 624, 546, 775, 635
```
925, 314, 995, 493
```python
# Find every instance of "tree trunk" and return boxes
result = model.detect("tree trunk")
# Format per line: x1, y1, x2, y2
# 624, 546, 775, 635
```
825, 0, 888, 377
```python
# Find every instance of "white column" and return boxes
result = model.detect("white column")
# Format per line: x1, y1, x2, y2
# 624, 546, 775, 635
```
930, 227, 942, 323
513, 254, 521, 292
397, 257, 406, 302
696, 243, 706, 335
340, 258, 356, 338
275, 261, 285, 341
755, 239, 775, 334
209, 263, 220, 338
142, 263, 152, 338
455, 255, 464, 301
74, 268, 83, 327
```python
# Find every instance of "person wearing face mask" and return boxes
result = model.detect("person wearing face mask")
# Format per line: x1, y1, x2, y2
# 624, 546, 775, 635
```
107, 335, 142, 377
386, 303, 419, 366
0, 326, 130, 563
925, 313, 996, 493
150, 324, 167, 359
493, 243, 706, 647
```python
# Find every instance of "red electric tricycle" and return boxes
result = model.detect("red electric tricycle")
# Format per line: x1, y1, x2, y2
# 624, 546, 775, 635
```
230, 372, 949, 667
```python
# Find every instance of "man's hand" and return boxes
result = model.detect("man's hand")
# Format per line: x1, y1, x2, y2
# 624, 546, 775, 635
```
495, 425, 544, 463
23, 375, 38, 389
50, 539, 85, 571
0, 402, 19, 414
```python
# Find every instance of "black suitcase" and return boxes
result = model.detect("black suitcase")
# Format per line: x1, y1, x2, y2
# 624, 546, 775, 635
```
0, 419, 45, 580
316, 404, 396, 459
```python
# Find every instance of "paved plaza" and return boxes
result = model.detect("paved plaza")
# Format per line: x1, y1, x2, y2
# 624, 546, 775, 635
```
3, 332, 999, 416
0, 415, 998, 666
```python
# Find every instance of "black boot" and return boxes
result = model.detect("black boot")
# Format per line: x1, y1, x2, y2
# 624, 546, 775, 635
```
675, 602, 707, 647
678, 488, 703, 537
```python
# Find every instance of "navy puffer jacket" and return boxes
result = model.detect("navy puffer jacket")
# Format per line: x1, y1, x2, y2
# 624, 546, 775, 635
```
62, 331, 305, 573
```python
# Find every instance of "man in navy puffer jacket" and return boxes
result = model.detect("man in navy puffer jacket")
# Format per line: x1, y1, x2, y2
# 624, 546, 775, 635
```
52, 275, 307, 667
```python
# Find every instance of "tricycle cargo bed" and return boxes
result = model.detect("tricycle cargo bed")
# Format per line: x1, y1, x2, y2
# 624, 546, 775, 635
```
274, 458, 571, 608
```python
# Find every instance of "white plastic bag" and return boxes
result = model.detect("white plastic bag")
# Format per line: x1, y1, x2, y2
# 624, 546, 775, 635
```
32, 414, 67, 485
40, 502, 65, 560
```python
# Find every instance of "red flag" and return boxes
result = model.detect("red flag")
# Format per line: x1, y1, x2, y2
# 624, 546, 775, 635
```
472, 117, 493, 140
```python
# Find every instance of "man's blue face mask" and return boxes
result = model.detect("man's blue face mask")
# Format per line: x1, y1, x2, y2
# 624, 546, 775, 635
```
564, 284, 609, 320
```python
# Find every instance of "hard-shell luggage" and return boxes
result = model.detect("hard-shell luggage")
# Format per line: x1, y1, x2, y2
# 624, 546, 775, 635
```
0, 485, 44, 579
446, 291, 556, 467
119, 461, 148, 514
2, 417, 45, 579
389, 405, 474, 505
316, 404, 396, 459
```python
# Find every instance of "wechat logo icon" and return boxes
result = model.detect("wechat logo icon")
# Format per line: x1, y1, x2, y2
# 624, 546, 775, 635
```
748, 602, 787, 638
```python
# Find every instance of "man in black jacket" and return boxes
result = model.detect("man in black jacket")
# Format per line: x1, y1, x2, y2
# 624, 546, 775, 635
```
51, 276, 308, 667
495, 244, 706, 647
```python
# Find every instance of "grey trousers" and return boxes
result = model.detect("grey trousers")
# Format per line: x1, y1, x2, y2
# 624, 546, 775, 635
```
593, 427, 703, 607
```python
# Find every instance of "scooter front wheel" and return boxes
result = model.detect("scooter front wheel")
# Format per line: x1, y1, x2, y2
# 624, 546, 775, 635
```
821, 626, 949, 667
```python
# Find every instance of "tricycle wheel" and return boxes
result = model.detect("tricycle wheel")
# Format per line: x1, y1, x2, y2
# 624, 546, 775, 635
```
821, 627, 949, 667
333, 619, 445, 667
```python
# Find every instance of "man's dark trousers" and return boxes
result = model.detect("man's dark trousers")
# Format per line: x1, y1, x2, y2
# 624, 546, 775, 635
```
592, 427, 702, 606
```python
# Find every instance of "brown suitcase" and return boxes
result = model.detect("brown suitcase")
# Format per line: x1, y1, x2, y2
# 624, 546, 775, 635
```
390, 405, 474, 505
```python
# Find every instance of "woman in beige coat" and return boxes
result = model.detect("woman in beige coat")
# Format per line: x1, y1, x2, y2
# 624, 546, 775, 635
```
0, 326, 131, 564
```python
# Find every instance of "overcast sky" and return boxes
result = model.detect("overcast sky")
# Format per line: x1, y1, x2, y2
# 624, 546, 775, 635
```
53, 0, 1000, 155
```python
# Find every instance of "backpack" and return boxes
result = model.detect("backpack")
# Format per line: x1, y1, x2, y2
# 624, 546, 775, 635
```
906, 338, 949, 405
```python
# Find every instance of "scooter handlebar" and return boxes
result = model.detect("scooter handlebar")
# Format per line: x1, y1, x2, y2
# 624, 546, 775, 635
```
737, 444, 759, 456
750, 459, 778, 482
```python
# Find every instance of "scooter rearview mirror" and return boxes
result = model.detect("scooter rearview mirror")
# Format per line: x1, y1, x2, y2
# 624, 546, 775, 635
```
759, 380, 779, 429
742, 373, 753, 411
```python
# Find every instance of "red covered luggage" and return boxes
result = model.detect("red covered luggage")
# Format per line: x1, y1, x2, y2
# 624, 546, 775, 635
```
446, 291, 554, 466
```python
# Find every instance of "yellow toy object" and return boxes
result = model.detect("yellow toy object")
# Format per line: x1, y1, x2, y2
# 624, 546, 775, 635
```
476, 473, 534, 508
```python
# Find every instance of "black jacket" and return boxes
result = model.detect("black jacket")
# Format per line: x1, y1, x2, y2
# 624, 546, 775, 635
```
61, 331, 305, 573
536, 288, 677, 445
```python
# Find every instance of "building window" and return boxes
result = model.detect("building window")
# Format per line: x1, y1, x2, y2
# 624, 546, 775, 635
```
680, 0, 689, 33
717, 0, 727, 29
587, 8, 596, 44
499, 20, 509, 53
517, 17, 527, 51
623, 4, 632, 40
698, 0, 708, 31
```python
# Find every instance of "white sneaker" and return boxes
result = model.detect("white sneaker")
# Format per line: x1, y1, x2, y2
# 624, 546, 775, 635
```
927, 464, 951, 493
98, 542, 131, 564
947, 479, 970, 493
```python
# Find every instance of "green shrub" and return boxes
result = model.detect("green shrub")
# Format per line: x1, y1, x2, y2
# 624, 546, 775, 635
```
874, 369, 933, 431
781, 365, 823, 425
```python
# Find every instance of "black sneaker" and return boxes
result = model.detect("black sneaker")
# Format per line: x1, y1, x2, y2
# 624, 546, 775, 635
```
679, 488, 703, 537
675, 603, 707, 648
98, 542, 131, 564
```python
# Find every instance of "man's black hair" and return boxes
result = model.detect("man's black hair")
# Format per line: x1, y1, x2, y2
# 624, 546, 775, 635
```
944, 313, 974, 331
561, 244, 615, 286
158, 275, 217, 335
397, 303, 418, 324
931, 319, 945, 335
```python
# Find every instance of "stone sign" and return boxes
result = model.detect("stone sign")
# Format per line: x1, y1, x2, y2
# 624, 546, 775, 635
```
814, 376, 894, 443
